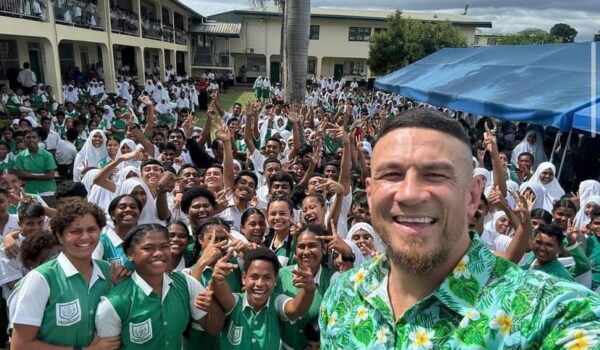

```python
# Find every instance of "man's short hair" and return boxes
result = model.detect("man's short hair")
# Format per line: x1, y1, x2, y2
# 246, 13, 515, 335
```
378, 108, 471, 148
161, 142, 178, 153
589, 207, 600, 221
263, 157, 281, 170
243, 246, 281, 274
518, 152, 534, 163
536, 223, 564, 244
235, 170, 258, 187
55, 181, 88, 200
141, 159, 163, 170
18, 202, 45, 221
269, 172, 294, 189
181, 187, 216, 214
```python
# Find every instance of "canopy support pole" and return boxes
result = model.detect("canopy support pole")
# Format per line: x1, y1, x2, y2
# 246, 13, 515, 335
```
549, 132, 561, 163
557, 128, 573, 179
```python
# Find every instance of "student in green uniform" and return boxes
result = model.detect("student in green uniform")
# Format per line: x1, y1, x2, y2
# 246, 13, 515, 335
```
585, 208, 600, 290
0, 141, 14, 172
265, 196, 296, 267
212, 246, 316, 350
275, 224, 339, 350
10, 202, 119, 350
14, 128, 57, 200
551, 199, 591, 281
187, 218, 243, 350
92, 194, 142, 272
525, 223, 575, 281
167, 221, 190, 272
95, 224, 224, 349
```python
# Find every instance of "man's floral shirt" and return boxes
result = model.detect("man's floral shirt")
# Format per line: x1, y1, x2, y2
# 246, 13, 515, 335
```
320, 235, 600, 349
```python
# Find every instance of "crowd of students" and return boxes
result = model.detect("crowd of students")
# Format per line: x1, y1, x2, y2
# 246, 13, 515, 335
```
0, 72, 599, 349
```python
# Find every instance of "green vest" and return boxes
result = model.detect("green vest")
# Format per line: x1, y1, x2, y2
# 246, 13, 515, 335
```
276, 265, 336, 350
105, 272, 191, 349
219, 293, 283, 350
35, 258, 111, 347
187, 260, 242, 350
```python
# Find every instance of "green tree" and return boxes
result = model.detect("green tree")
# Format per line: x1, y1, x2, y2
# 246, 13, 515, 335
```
496, 29, 559, 45
367, 11, 467, 76
549, 23, 578, 43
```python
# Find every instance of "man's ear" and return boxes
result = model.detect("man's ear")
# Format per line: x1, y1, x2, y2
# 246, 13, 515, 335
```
466, 177, 482, 218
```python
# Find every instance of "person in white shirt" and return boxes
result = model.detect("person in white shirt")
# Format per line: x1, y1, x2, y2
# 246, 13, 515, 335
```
55, 129, 78, 178
16, 63, 37, 95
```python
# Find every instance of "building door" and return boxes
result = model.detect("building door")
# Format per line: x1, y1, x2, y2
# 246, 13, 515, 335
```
28, 43, 44, 83
333, 64, 344, 80
270, 61, 280, 84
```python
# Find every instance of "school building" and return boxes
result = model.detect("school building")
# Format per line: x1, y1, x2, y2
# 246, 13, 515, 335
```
208, 6, 493, 83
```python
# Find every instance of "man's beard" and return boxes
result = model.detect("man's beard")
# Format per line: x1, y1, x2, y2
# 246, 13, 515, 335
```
376, 225, 453, 275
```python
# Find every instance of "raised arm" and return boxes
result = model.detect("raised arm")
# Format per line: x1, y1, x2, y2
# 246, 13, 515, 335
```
93, 150, 141, 192
283, 257, 316, 320
216, 126, 235, 190
484, 124, 507, 198
244, 111, 257, 154
286, 107, 301, 161
210, 251, 238, 313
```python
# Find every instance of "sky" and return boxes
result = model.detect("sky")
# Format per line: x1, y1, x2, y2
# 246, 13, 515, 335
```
181, 0, 600, 41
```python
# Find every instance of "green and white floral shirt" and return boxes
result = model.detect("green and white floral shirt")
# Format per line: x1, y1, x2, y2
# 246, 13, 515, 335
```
320, 235, 600, 350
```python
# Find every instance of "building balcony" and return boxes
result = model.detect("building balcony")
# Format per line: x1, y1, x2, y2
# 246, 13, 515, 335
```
192, 52, 233, 68
0, 0, 48, 21
174, 28, 187, 45
141, 18, 162, 40
110, 8, 138, 36
54, 0, 103, 30
162, 25, 174, 43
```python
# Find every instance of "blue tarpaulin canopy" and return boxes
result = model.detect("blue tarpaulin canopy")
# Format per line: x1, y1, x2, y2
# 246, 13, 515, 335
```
573, 104, 599, 133
374, 43, 600, 131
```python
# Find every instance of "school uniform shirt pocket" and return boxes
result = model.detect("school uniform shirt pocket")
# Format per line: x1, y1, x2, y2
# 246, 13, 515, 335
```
129, 319, 153, 344
227, 322, 243, 346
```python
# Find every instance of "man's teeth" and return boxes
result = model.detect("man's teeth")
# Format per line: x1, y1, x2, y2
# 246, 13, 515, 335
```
394, 216, 435, 224
77, 243, 92, 248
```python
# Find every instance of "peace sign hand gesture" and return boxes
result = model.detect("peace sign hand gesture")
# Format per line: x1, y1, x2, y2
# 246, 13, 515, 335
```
316, 219, 353, 257
292, 256, 316, 292
211, 250, 237, 286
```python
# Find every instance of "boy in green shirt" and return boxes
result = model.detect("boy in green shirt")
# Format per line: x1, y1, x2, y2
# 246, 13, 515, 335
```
526, 223, 575, 281
0, 141, 14, 171
586, 208, 600, 290
212, 247, 315, 350
14, 128, 57, 199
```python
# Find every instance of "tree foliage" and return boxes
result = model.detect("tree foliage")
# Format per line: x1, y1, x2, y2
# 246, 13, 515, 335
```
549, 23, 578, 43
367, 11, 468, 76
496, 29, 560, 45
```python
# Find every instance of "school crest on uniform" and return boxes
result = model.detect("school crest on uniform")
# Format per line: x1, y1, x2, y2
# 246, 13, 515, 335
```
129, 319, 153, 344
227, 322, 243, 345
55, 299, 81, 326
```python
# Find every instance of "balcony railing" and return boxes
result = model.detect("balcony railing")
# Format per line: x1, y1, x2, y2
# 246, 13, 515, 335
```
162, 25, 174, 43
0, 0, 48, 21
54, 0, 102, 29
141, 18, 162, 40
110, 8, 138, 35
174, 28, 187, 45
192, 53, 233, 67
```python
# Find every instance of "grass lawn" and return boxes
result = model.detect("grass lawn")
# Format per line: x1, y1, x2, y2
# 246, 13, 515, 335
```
193, 86, 256, 126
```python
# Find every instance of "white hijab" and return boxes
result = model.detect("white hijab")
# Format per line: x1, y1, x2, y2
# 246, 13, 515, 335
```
116, 177, 160, 225
473, 168, 491, 188
480, 211, 512, 253
511, 130, 547, 169
530, 162, 565, 204
519, 181, 549, 211
115, 139, 140, 171
343, 239, 366, 269
347, 222, 384, 258
253, 77, 263, 89
573, 180, 600, 229
73, 129, 108, 181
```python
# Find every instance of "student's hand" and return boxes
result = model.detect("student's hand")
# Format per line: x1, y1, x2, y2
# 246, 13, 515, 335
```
85, 334, 120, 350
199, 232, 229, 267
316, 220, 353, 257
118, 148, 143, 162
215, 125, 231, 142
157, 172, 177, 193
213, 188, 231, 213
292, 256, 316, 293
483, 123, 499, 155
289, 218, 303, 239
212, 250, 238, 286
230, 236, 249, 259
139, 95, 153, 107
566, 219, 580, 247
194, 285, 214, 312
510, 191, 531, 227
487, 185, 508, 210
3, 229, 20, 259
182, 116, 194, 138
109, 263, 132, 285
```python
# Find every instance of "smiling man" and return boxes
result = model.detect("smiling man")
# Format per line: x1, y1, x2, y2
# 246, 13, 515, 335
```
320, 108, 600, 349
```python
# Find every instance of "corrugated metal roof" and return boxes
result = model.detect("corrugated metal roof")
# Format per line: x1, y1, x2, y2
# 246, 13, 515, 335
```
211, 6, 492, 28
189, 21, 242, 37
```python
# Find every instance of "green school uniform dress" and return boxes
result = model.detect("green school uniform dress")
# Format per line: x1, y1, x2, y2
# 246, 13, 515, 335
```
96, 271, 206, 350
525, 257, 575, 282
10, 253, 112, 347
187, 261, 243, 350
219, 292, 292, 350
268, 234, 296, 267
14, 148, 57, 195
275, 265, 338, 350
94, 227, 135, 271
586, 234, 600, 289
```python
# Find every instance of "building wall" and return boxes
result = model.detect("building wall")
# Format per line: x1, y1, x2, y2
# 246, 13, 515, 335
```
0, 0, 195, 101
224, 15, 479, 80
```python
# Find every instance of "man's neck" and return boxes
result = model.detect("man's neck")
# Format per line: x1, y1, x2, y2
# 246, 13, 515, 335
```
387, 233, 471, 322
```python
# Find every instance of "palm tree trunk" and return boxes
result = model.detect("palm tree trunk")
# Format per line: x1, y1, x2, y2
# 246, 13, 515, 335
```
282, 0, 310, 103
